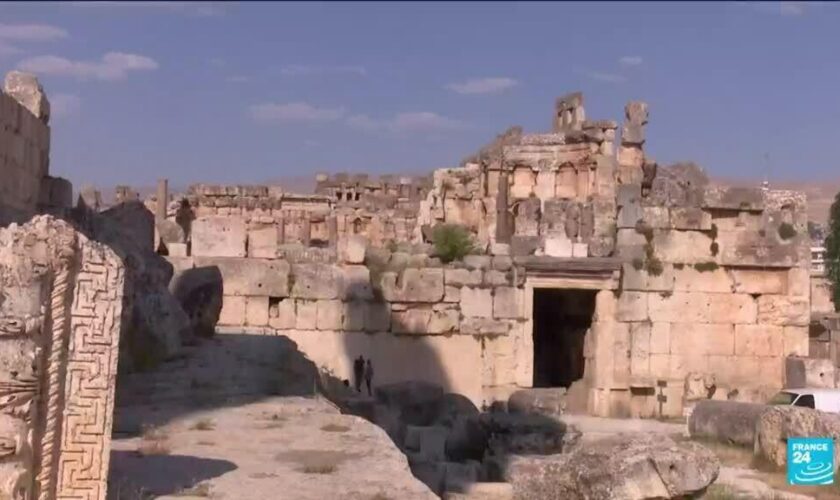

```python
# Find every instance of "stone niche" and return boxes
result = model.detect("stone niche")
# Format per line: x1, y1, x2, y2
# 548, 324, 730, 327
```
0, 216, 124, 499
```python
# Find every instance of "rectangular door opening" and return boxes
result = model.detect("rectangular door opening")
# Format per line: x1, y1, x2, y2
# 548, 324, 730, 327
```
532, 288, 596, 388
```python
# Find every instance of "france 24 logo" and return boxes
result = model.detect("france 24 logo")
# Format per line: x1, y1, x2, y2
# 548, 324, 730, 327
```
788, 438, 834, 485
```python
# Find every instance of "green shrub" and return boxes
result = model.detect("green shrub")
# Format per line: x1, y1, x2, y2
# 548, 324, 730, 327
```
645, 258, 664, 277
632, 258, 644, 271
710, 242, 719, 256
635, 221, 654, 242
778, 222, 797, 240
431, 224, 476, 263
709, 223, 718, 240
694, 261, 719, 273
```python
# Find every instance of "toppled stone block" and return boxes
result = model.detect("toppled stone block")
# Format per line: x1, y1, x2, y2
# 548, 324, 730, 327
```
688, 400, 768, 447
755, 406, 840, 469
169, 265, 223, 338
342, 235, 367, 264
625, 101, 649, 126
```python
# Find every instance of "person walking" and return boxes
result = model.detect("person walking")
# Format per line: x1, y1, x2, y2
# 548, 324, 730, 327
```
364, 359, 374, 396
353, 355, 365, 392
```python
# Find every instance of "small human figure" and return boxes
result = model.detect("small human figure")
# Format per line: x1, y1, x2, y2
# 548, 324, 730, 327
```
342, 379, 350, 388
364, 359, 374, 396
353, 355, 365, 392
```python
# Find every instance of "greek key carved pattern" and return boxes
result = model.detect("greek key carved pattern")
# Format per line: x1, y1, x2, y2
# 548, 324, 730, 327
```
53, 242, 124, 500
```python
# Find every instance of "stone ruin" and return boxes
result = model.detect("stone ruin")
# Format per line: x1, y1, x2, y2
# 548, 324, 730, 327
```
0, 69, 825, 498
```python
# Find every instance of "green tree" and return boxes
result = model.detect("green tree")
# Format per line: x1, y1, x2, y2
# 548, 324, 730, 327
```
432, 224, 476, 263
826, 192, 840, 311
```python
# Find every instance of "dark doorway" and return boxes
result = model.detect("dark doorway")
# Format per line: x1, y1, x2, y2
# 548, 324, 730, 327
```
532, 288, 596, 388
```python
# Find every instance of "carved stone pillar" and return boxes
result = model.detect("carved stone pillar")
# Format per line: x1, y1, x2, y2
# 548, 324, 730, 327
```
301, 216, 312, 247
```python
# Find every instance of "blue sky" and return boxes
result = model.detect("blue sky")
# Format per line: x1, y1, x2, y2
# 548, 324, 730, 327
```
0, 1, 838, 189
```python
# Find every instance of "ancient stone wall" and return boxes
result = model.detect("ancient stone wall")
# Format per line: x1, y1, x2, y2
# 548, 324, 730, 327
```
0, 216, 124, 499
0, 72, 71, 227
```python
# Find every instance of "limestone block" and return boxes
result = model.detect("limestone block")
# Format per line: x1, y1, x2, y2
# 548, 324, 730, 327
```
613, 323, 631, 385
219, 295, 246, 326
365, 302, 391, 332
730, 269, 788, 295
342, 235, 367, 264
445, 268, 483, 287
616, 291, 648, 322
734, 324, 783, 357
491, 243, 511, 256
641, 207, 670, 229
621, 263, 674, 292
316, 300, 344, 330
669, 208, 712, 231
572, 242, 588, 258
649, 354, 669, 379
703, 186, 764, 211
707, 355, 737, 383
341, 265, 373, 300
248, 226, 279, 258
671, 323, 734, 356
652, 231, 715, 264
192, 216, 247, 257
342, 300, 365, 331
464, 255, 492, 271
649, 292, 710, 324
630, 322, 651, 377
392, 309, 432, 334
717, 230, 799, 268
460, 317, 510, 336
268, 298, 296, 330
194, 257, 290, 297
511, 168, 536, 198
168, 242, 188, 257
544, 235, 573, 258
245, 296, 269, 326
757, 296, 810, 327
428, 309, 460, 334
295, 300, 318, 330
461, 287, 493, 318
493, 287, 522, 319
492, 256, 513, 271
381, 268, 445, 302
593, 290, 617, 323
787, 267, 810, 298
785, 357, 834, 389
783, 326, 808, 357
291, 263, 344, 300
444, 286, 461, 303
650, 322, 670, 354
482, 270, 508, 287
707, 293, 757, 325
672, 266, 731, 294
618, 145, 644, 168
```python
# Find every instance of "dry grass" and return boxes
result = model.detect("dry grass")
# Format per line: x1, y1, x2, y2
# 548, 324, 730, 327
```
107, 479, 153, 500
320, 423, 350, 433
137, 425, 171, 456
191, 418, 216, 431
276, 449, 357, 475
172, 482, 212, 497
196, 439, 216, 446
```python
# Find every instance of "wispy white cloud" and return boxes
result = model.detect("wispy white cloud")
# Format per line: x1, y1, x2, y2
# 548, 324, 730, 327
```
446, 77, 518, 95
577, 69, 626, 84
17, 52, 159, 81
619, 56, 643, 67
207, 57, 225, 67
70, 1, 227, 17
346, 111, 465, 133
279, 65, 367, 77
226, 75, 250, 83
249, 101, 346, 124
50, 93, 81, 119
0, 23, 68, 42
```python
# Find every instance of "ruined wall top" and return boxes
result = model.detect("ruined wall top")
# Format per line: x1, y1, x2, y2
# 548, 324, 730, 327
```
553, 91, 586, 132
3, 71, 50, 124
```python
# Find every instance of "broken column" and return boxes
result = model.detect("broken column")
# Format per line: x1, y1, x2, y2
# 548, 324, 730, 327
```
495, 168, 512, 244
0, 216, 125, 499
553, 92, 585, 132
156, 178, 168, 221
618, 101, 648, 185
